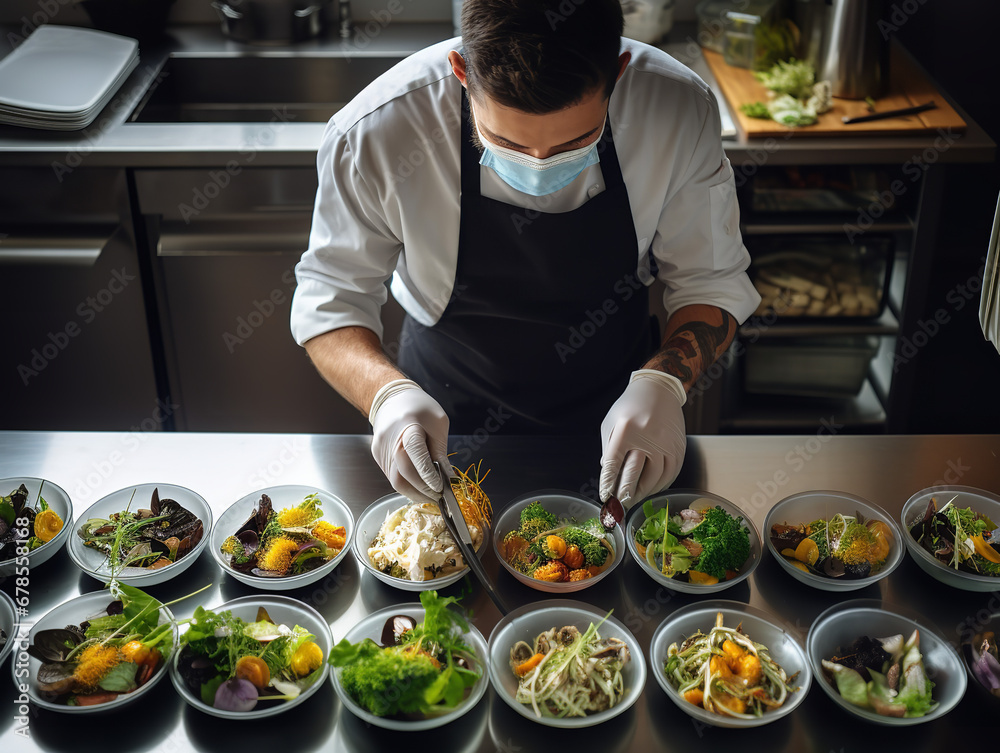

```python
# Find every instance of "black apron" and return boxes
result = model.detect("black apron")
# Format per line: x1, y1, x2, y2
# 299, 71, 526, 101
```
398, 90, 651, 435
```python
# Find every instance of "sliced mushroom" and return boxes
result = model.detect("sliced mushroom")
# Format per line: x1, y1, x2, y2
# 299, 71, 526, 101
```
510, 641, 534, 665
557, 626, 580, 645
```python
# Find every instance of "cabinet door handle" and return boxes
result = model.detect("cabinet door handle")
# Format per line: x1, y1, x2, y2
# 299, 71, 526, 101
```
157, 220, 309, 257
0, 228, 115, 266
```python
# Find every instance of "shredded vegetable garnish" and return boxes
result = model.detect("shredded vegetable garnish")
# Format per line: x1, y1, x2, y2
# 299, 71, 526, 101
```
664, 612, 799, 718
451, 460, 493, 528
510, 616, 629, 717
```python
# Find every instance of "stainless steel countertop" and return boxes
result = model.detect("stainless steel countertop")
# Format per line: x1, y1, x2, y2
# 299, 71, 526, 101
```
0, 24, 992, 167
2, 430, 1000, 750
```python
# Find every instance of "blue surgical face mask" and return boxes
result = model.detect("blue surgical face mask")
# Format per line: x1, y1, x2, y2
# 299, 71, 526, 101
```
473, 105, 604, 197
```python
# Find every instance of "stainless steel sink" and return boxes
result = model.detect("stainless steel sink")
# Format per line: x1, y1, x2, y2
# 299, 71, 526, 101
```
129, 54, 405, 123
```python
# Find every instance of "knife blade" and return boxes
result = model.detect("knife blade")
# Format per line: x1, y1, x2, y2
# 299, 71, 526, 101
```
435, 462, 510, 616
841, 101, 937, 125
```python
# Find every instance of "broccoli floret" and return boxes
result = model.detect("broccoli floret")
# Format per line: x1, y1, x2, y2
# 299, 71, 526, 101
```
520, 501, 557, 531
220, 535, 250, 564
583, 540, 608, 567
563, 528, 609, 567
688, 506, 750, 579
518, 517, 554, 542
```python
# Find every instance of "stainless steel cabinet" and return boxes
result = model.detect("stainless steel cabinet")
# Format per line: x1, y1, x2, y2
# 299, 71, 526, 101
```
0, 168, 160, 430
134, 167, 403, 432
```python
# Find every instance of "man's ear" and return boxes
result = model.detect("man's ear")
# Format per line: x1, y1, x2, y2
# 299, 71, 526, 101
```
616, 52, 631, 82
448, 50, 468, 88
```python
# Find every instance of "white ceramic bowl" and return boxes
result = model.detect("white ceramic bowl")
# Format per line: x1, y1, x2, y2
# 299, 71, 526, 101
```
68, 482, 212, 587
901, 485, 1000, 592
488, 599, 646, 728
625, 490, 761, 594
0, 477, 74, 577
764, 490, 904, 592
354, 493, 488, 592
0, 590, 19, 670
806, 601, 966, 725
211, 485, 354, 591
331, 602, 489, 730
170, 594, 332, 719
492, 490, 625, 593
15, 590, 177, 714
649, 600, 811, 728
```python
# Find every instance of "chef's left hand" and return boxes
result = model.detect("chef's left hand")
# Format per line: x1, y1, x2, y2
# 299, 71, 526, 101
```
599, 369, 687, 506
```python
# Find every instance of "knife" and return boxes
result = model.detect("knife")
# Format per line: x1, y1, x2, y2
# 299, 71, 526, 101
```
841, 101, 937, 125
434, 462, 510, 616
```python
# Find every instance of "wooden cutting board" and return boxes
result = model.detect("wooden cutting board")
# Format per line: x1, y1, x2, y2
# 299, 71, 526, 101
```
702, 46, 966, 138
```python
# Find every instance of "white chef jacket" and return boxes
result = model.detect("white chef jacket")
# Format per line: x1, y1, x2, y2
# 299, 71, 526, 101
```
291, 37, 760, 345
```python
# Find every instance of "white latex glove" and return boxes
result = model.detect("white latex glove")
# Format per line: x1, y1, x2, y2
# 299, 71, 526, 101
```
599, 369, 687, 506
370, 379, 452, 504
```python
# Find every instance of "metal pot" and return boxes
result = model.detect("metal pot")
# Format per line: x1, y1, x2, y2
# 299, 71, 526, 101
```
814, 0, 890, 100
211, 0, 335, 44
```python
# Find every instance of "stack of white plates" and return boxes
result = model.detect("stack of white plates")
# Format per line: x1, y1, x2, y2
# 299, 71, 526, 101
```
0, 25, 139, 131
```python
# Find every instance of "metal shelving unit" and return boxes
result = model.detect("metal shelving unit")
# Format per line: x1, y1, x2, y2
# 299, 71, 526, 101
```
704, 164, 924, 434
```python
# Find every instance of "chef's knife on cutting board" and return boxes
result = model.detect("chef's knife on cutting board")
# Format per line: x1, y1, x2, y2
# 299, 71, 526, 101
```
434, 462, 510, 616
842, 101, 937, 124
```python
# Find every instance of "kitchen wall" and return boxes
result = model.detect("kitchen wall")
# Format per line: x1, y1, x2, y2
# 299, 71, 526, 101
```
0, 0, 701, 28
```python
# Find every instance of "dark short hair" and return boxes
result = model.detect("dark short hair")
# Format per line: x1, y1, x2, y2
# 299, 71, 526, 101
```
460, 0, 624, 114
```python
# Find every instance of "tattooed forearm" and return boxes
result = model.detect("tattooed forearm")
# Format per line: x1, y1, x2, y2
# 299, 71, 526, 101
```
644, 306, 737, 391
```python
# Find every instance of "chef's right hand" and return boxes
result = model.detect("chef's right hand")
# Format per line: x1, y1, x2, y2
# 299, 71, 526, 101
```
369, 379, 452, 504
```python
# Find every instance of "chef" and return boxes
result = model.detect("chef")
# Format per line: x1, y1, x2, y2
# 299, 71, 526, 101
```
291, 0, 759, 508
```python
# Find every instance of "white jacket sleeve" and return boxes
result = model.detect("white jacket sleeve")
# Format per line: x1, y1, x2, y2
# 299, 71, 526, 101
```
291, 121, 403, 345
650, 92, 760, 323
